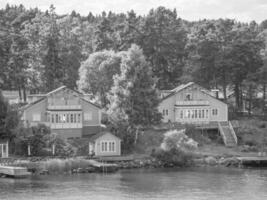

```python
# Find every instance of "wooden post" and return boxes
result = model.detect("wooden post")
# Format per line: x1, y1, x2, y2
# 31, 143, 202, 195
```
52, 143, 55, 156
6, 141, 8, 158
28, 144, 31, 156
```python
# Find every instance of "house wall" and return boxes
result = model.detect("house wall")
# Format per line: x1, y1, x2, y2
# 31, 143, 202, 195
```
158, 96, 176, 123
94, 134, 121, 156
81, 99, 101, 126
24, 99, 47, 124
52, 128, 82, 139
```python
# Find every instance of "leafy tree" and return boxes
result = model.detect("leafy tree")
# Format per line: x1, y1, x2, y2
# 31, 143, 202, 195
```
108, 44, 161, 126
141, 7, 187, 89
78, 50, 123, 107
0, 90, 19, 139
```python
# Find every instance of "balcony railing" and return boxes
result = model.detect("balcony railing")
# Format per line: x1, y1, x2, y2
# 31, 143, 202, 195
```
175, 100, 210, 106
47, 105, 82, 110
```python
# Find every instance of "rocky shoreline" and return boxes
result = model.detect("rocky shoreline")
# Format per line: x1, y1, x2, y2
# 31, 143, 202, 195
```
0, 155, 258, 176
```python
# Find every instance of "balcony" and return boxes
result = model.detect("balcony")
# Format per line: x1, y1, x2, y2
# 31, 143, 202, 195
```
47, 105, 82, 110
175, 100, 210, 106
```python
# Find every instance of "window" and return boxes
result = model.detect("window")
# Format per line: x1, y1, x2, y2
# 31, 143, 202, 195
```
212, 109, 218, 116
186, 93, 192, 100
101, 141, 116, 152
33, 114, 41, 122
166, 109, 168, 116
77, 114, 81, 123
206, 110, 209, 118
70, 114, 73, 123
84, 112, 92, 121
180, 110, 183, 119
56, 114, 59, 123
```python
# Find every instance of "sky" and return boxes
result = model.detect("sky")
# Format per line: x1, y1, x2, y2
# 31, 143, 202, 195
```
1, 0, 267, 23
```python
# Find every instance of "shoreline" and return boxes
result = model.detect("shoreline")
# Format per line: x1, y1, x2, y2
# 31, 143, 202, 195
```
1, 154, 267, 177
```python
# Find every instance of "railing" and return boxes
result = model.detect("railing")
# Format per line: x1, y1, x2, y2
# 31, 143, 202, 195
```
175, 100, 210, 106
218, 122, 227, 145
229, 121, 238, 145
47, 105, 82, 110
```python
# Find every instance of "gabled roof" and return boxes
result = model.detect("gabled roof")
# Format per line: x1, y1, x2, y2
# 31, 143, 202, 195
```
161, 82, 195, 101
89, 132, 121, 142
23, 85, 102, 111
161, 82, 227, 105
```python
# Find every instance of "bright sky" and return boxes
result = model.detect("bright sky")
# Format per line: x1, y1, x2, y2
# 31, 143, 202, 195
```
1, 0, 267, 23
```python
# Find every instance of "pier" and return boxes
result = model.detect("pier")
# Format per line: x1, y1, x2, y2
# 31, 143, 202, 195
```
0, 166, 31, 178
237, 157, 267, 167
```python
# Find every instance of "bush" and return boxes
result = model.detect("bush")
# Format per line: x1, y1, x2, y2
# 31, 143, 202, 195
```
161, 129, 198, 152
151, 129, 197, 167
152, 148, 194, 167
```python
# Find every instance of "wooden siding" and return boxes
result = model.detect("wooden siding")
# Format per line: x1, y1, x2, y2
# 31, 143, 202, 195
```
81, 100, 101, 126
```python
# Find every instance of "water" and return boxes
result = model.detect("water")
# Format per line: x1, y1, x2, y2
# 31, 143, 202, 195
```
1, 167, 267, 200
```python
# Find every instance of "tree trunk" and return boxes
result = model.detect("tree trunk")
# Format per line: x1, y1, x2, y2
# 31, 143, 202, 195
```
248, 85, 252, 117
263, 83, 266, 114
23, 84, 27, 103
234, 83, 240, 111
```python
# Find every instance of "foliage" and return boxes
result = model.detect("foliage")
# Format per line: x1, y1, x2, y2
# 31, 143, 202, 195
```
161, 129, 198, 152
78, 50, 124, 107
151, 148, 194, 167
0, 91, 20, 138
151, 129, 197, 167
108, 44, 162, 126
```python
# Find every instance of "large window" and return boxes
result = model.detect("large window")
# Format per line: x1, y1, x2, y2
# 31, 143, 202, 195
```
178, 108, 210, 120
49, 112, 82, 124
101, 141, 116, 152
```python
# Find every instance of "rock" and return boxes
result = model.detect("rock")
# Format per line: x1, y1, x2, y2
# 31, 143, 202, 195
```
204, 156, 217, 165
193, 158, 205, 166
219, 157, 240, 167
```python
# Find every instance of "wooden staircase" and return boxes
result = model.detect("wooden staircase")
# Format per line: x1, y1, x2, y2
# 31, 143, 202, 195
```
218, 121, 237, 147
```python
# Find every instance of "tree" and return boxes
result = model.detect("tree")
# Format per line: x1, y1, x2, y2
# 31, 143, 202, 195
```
141, 7, 187, 89
0, 90, 19, 139
108, 44, 161, 126
78, 50, 123, 107
42, 5, 63, 91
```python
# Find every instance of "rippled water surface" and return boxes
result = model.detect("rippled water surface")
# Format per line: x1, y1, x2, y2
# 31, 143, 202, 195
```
1, 167, 267, 200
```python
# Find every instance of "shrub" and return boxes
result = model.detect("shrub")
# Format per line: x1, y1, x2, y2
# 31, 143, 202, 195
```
161, 129, 198, 152
151, 129, 197, 167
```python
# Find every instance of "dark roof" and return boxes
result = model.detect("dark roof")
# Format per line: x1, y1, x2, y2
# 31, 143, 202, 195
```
88, 132, 121, 142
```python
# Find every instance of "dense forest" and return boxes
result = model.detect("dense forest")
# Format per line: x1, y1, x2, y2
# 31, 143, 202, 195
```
0, 4, 267, 113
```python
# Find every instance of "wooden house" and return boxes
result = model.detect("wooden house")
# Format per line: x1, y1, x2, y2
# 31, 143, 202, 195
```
21, 86, 102, 139
158, 82, 237, 147
88, 132, 121, 157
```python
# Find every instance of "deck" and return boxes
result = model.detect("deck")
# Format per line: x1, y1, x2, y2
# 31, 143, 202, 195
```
237, 157, 267, 167
0, 166, 31, 178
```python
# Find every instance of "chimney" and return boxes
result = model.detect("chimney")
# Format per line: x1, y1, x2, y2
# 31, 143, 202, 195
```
211, 89, 219, 99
